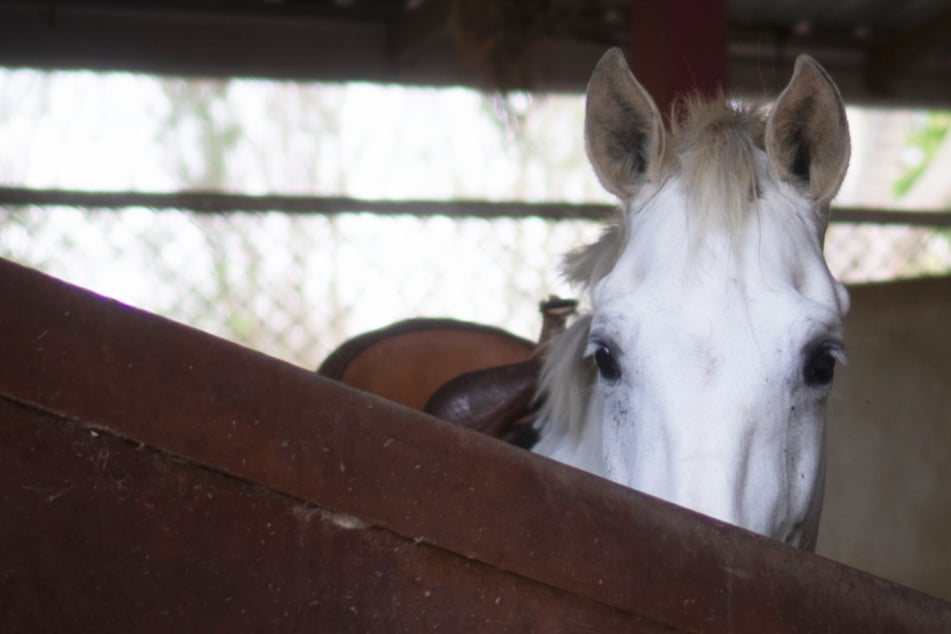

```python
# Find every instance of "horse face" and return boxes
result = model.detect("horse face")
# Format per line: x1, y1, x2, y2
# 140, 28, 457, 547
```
588, 176, 849, 547
534, 49, 851, 549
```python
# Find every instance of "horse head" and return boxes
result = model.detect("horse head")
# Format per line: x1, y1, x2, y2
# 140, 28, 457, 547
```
534, 49, 851, 550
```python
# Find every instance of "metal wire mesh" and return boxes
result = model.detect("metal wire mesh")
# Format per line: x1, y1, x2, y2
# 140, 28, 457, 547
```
1, 69, 949, 368
0, 206, 593, 367
2, 206, 948, 370
825, 222, 951, 283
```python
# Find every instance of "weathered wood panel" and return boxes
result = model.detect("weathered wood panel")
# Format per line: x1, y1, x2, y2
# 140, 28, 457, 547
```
1, 398, 662, 633
0, 257, 948, 632
819, 276, 951, 601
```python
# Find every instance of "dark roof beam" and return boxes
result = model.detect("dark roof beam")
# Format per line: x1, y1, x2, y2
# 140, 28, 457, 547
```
865, 6, 951, 96
386, 0, 454, 71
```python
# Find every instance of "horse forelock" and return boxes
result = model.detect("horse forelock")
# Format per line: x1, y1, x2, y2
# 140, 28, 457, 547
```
673, 96, 767, 249
566, 97, 770, 290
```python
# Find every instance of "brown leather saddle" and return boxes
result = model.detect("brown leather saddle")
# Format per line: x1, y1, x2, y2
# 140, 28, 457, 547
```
318, 298, 577, 446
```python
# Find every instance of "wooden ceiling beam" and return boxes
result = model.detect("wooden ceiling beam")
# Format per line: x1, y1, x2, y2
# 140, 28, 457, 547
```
0, 3, 389, 81
387, 0, 453, 69
865, 6, 951, 95
1, 2, 950, 106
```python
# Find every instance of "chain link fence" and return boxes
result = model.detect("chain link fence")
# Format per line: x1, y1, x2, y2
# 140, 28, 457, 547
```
1, 69, 949, 369
2, 205, 948, 370
0, 206, 594, 368
826, 221, 951, 283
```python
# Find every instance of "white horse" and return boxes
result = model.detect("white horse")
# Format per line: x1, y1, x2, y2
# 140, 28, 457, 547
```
532, 49, 851, 550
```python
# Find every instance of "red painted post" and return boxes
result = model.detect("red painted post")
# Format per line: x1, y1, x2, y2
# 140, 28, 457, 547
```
628, 0, 728, 120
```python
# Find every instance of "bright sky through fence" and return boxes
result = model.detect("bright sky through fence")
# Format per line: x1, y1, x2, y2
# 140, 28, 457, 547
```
1, 69, 949, 366
1, 70, 608, 203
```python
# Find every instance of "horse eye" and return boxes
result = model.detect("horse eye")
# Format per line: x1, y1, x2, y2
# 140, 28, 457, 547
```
594, 345, 622, 383
804, 346, 837, 387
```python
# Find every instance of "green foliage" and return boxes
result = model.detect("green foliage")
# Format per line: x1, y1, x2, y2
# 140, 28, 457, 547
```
894, 112, 951, 199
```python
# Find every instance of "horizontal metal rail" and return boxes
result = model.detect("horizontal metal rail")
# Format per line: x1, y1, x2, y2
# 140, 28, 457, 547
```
2, 186, 950, 226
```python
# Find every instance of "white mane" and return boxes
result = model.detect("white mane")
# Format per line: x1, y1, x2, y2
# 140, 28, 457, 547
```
536, 313, 595, 442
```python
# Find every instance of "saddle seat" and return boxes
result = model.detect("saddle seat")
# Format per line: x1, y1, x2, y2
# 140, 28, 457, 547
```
318, 299, 576, 444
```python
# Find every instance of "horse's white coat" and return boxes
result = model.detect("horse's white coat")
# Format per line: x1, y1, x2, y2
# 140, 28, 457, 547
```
533, 49, 851, 549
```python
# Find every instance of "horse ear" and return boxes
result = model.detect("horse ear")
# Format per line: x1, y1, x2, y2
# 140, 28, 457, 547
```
585, 48, 666, 200
765, 55, 850, 209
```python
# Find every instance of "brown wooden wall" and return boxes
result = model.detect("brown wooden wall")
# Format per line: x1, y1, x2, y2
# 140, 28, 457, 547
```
1, 257, 948, 632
